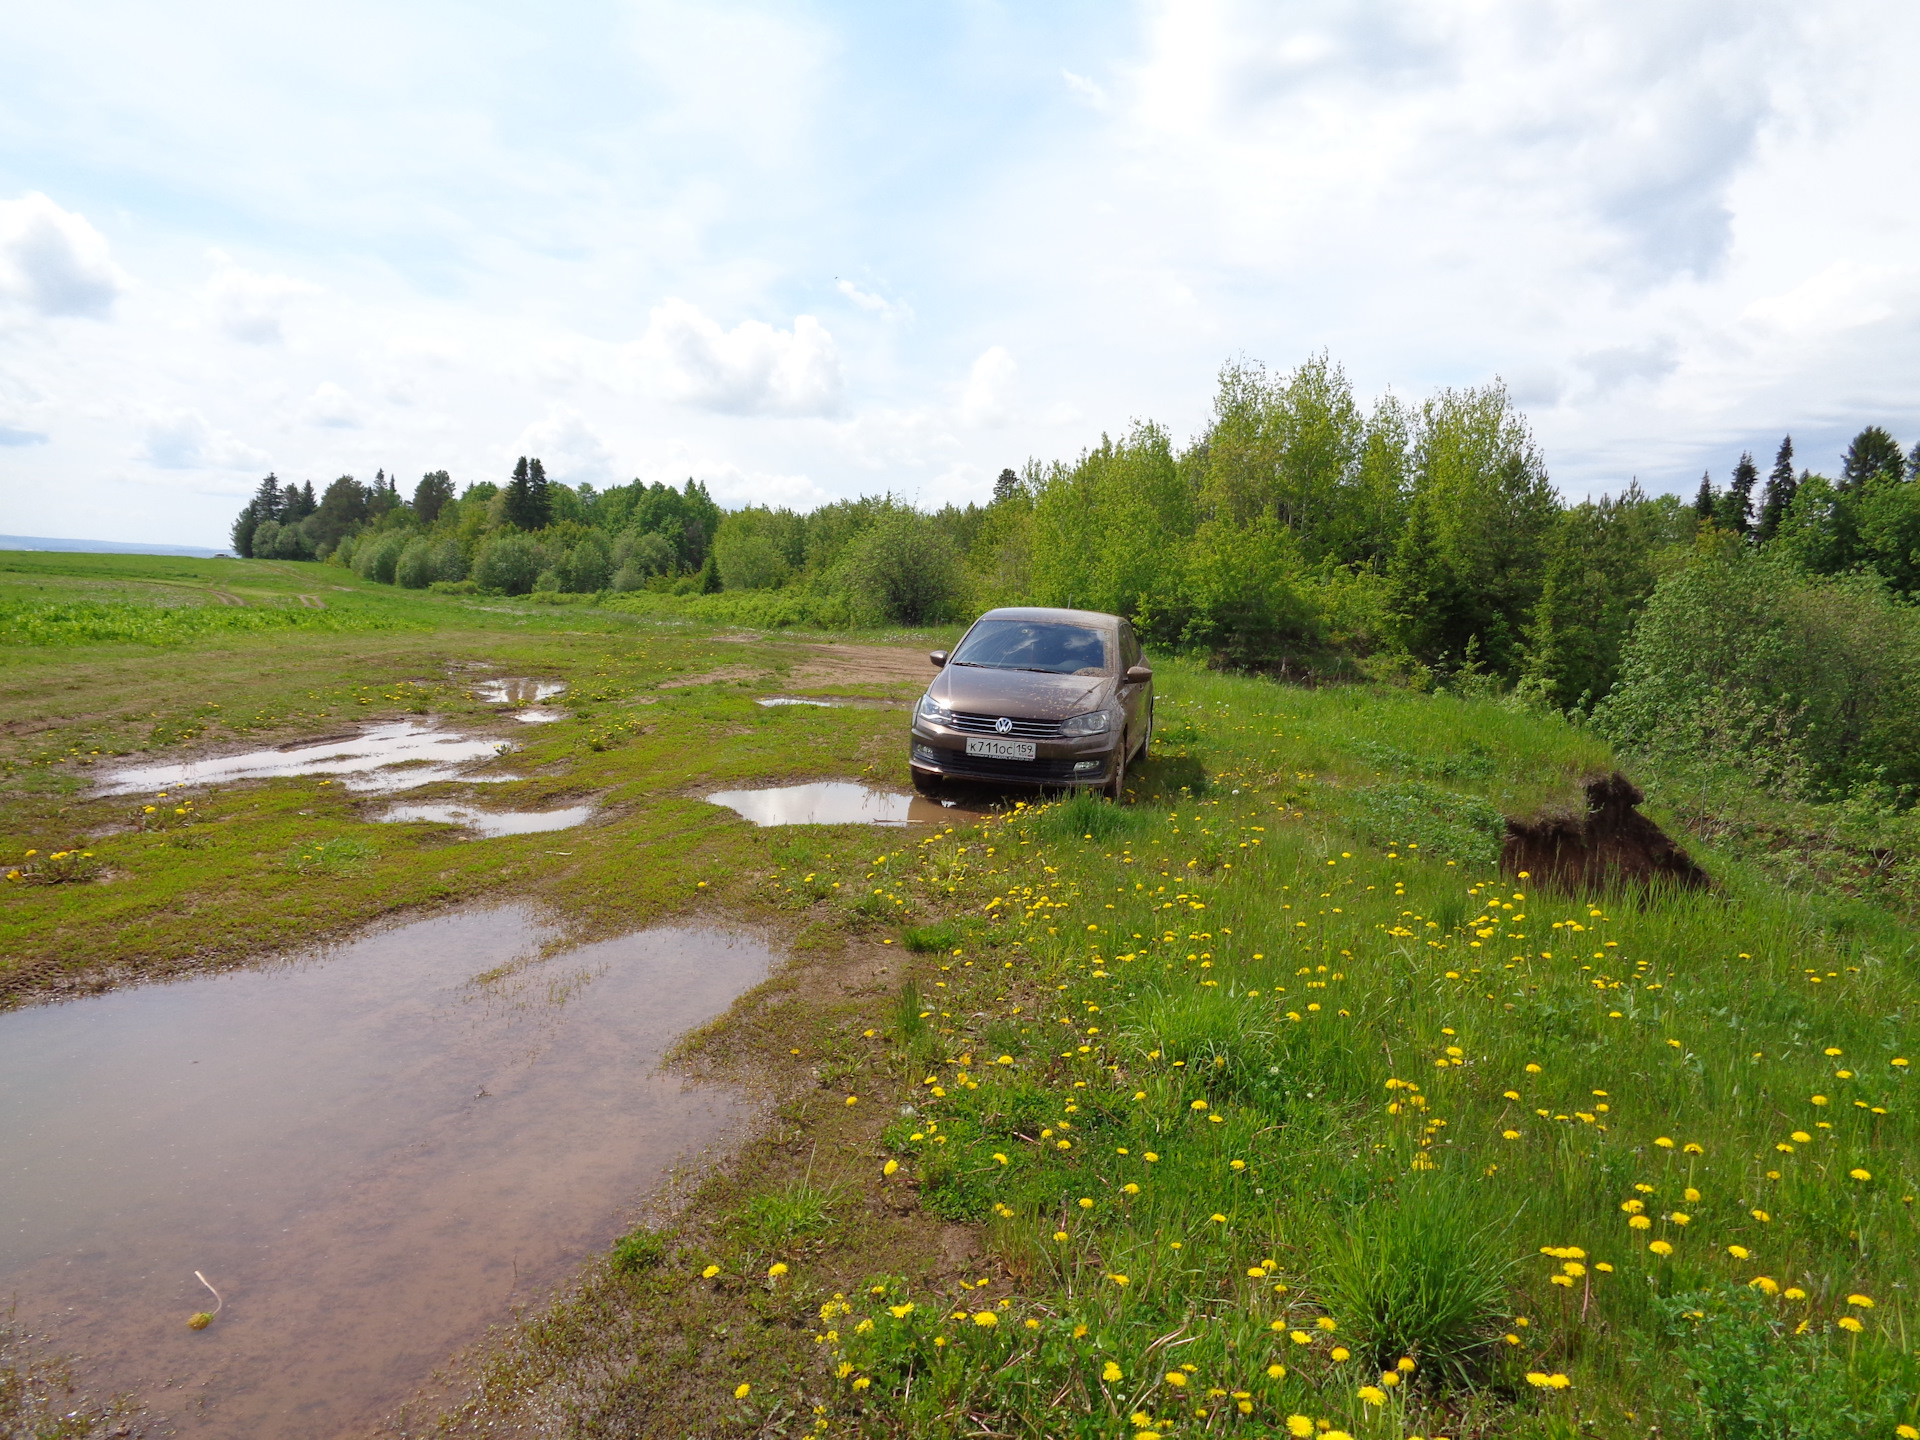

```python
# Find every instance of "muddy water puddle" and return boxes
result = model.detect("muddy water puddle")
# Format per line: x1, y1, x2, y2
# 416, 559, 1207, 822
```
0, 908, 770, 1438
707, 780, 977, 826
96, 721, 516, 796
476, 678, 567, 704
377, 802, 594, 837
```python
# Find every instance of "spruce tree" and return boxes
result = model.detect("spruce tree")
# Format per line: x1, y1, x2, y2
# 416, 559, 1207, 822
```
503, 457, 535, 529
1756, 437, 1796, 542
1841, 425, 1903, 491
993, 467, 1020, 504
1692, 471, 1716, 521
252, 472, 284, 521
527, 457, 551, 529
1717, 452, 1758, 534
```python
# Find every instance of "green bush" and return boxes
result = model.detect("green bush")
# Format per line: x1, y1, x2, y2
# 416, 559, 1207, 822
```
839, 510, 963, 624
1594, 542, 1920, 797
352, 531, 407, 585
473, 534, 545, 595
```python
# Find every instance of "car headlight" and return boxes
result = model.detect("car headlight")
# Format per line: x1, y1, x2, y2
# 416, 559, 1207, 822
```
1060, 709, 1112, 736
918, 693, 955, 725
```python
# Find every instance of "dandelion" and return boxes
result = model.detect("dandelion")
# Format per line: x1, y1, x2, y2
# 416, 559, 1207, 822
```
1398, 1357, 1416, 1373
768, 1262, 789, 1277
702, 1264, 720, 1278
1655, 1136, 1675, 1149
1850, 1168, 1873, 1182
1649, 1240, 1674, 1257
1503, 1129, 1521, 1140
1191, 1099, 1209, 1111
883, 1159, 899, 1177
1079, 1197, 1095, 1209
1357, 1385, 1387, 1405
1752, 1209, 1771, 1223
1267, 1363, 1286, 1379
1848, 1294, 1875, 1309
1331, 1347, 1350, 1362
890, 1303, 914, 1318
972, 1310, 997, 1327
1838, 1316, 1864, 1333
992, 1153, 1008, 1165
1109, 1274, 1130, 1287
734, 1382, 752, 1399
1289, 1330, 1311, 1344
1164, 1371, 1188, 1388
845, 1095, 858, 1106
1750, 1277, 1779, 1295
1287, 1419, 1315, 1439
1103, 1361, 1123, 1382
1053, 1230, 1070, 1243
1210, 1212, 1227, 1223
1898, 1427, 1919, 1440
1728, 1246, 1750, 1260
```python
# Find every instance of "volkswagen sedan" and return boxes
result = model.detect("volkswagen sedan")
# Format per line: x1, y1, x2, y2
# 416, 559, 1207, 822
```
908, 607, 1152, 800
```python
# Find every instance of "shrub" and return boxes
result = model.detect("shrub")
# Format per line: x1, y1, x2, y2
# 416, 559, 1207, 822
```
839, 510, 963, 624
395, 537, 436, 589
472, 534, 544, 595
564, 532, 612, 592
352, 532, 406, 585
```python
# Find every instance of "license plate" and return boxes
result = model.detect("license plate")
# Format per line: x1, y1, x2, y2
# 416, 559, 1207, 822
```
965, 737, 1035, 761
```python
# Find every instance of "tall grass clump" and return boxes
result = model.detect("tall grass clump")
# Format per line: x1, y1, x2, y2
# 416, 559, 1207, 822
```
1318, 1181, 1515, 1384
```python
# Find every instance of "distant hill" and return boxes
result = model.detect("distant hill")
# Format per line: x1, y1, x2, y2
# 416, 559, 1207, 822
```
0, 534, 226, 559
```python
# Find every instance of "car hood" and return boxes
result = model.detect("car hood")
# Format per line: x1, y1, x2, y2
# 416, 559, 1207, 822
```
930, 665, 1113, 720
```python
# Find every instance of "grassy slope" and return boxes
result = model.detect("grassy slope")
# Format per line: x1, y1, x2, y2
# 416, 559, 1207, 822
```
3, 556, 1915, 1440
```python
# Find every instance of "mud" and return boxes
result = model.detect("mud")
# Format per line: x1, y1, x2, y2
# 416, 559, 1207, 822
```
789, 642, 940, 688
0, 908, 770, 1439
1502, 771, 1710, 893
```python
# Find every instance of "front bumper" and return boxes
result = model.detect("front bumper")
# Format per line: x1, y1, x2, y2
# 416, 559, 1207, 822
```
909, 723, 1117, 787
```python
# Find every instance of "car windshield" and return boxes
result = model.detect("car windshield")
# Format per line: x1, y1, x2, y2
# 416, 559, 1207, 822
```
950, 620, 1109, 675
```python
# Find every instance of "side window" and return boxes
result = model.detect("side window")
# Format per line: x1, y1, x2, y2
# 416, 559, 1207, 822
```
1120, 622, 1140, 669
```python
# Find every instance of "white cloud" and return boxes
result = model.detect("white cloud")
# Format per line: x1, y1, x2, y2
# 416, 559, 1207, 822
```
636, 297, 843, 415
960, 346, 1019, 428
1061, 69, 1108, 108
836, 278, 912, 320
515, 404, 618, 486
202, 251, 317, 344
299, 382, 365, 429
0, 192, 127, 318
141, 409, 267, 470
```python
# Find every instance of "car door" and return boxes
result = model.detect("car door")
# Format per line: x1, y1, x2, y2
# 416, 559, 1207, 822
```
1116, 621, 1147, 747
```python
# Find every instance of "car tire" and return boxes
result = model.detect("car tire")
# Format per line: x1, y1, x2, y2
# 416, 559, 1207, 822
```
1135, 699, 1153, 761
911, 769, 943, 796
1105, 744, 1127, 802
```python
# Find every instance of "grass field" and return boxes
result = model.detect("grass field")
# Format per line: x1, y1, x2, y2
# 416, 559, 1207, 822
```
3, 550, 1916, 1440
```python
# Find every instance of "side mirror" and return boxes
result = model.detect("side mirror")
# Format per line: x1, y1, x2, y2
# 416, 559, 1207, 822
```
929, 651, 949, 668
1126, 664, 1153, 684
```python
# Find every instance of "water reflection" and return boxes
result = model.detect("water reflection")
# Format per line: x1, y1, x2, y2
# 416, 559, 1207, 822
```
706, 780, 971, 826
377, 803, 593, 837
96, 722, 517, 796
754, 695, 903, 710
0, 909, 769, 1439
476, 679, 567, 704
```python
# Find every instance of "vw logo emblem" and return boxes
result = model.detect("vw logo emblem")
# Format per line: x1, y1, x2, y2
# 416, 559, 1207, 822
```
994, 716, 1013, 735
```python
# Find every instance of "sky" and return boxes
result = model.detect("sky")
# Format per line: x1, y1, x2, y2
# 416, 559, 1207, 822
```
2, 0, 1917, 548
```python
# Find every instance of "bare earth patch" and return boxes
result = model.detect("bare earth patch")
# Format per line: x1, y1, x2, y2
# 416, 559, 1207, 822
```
787, 642, 936, 689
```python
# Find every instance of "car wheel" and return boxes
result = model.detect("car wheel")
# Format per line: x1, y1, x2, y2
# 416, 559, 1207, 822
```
911, 769, 943, 796
1105, 744, 1127, 802
1135, 700, 1153, 761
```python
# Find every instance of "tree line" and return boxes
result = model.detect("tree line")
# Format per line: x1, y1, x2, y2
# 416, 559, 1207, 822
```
228, 353, 1920, 800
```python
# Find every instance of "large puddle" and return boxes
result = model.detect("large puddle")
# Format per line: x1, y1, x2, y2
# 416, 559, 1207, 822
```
377, 802, 595, 837
707, 780, 971, 826
755, 695, 903, 710
0, 908, 769, 1438
95, 721, 516, 796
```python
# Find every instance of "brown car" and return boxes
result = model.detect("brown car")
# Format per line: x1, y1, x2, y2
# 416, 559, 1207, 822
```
908, 607, 1153, 801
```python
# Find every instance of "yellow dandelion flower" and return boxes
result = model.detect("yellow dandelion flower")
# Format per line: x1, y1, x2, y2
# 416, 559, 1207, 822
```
1847, 1294, 1875, 1309
1649, 1240, 1674, 1257
883, 1159, 899, 1177
1331, 1347, 1351, 1362
972, 1310, 997, 1327
1287, 1418, 1314, 1438
1850, 1168, 1872, 1181
1103, 1361, 1123, 1382
768, 1262, 789, 1277
1316, 1316, 1338, 1331
1358, 1385, 1386, 1404
1164, 1371, 1188, 1388
734, 1382, 751, 1399
1267, 1363, 1286, 1378
702, 1264, 720, 1278
1838, 1316, 1864, 1333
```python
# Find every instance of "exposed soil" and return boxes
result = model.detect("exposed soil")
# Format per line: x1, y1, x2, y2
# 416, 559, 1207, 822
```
1503, 770, 1710, 893
788, 642, 939, 688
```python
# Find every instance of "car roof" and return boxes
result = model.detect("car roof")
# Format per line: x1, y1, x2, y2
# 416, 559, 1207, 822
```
972, 606, 1122, 630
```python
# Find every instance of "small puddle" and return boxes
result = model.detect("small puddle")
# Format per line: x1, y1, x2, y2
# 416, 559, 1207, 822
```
755, 695, 903, 710
512, 708, 565, 723
95, 722, 517, 796
707, 780, 973, 826
477, 678, 567, 704
377, 802, 594, 837
0, 908, 770, 1439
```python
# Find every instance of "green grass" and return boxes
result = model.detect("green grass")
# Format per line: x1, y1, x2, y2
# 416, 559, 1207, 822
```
5, 556, 1918, 1440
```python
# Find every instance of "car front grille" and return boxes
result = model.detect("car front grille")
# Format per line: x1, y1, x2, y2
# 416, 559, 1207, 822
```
918, 747, 1099, 782
947, 711, 1065, 739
